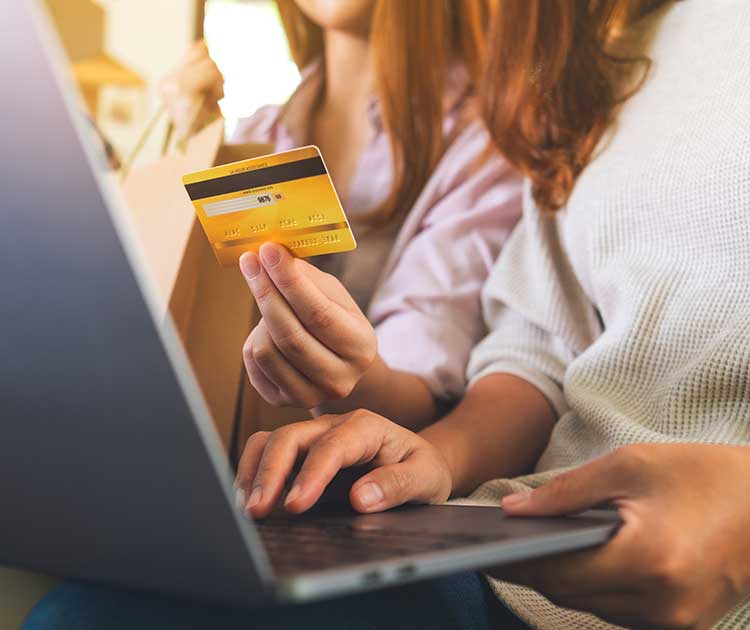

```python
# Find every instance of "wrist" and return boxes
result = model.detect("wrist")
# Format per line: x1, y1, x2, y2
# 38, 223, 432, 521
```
420, 421, 470, 498
420, 374, 557, 498
313, 354, 389, 415
351, 353, 390, 397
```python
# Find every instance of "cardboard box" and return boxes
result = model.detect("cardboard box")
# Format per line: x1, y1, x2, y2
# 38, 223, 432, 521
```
120, 119, 273, 450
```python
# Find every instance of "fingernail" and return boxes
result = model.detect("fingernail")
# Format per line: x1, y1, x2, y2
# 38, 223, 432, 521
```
285, 484, 301, 505
502, 492, 530, 509
259, 242, 281, 268
356, 482, 384, 508
240, 252, 261, 279
247, 486, 263, 509
235, 487, 247, 510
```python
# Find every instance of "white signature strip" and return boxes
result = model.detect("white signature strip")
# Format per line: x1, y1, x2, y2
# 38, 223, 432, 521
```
203, 194, 277, 217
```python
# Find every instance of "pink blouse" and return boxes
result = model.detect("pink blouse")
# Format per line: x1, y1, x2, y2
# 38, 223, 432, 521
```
232, 64, 522, 401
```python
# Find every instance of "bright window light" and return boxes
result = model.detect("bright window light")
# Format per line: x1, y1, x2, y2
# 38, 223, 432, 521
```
204, 0, 301, 139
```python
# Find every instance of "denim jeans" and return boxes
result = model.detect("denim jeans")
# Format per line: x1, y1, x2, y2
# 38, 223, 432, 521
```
24, 572, 528, 630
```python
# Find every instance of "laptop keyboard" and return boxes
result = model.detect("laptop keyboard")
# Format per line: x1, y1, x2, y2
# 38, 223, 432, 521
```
257, 516, 491, 576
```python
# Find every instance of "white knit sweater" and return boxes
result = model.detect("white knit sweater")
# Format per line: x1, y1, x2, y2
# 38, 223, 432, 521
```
466, 1, 750, 628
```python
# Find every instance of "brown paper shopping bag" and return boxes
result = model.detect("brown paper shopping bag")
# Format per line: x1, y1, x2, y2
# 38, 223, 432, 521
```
118, 118, 273, 451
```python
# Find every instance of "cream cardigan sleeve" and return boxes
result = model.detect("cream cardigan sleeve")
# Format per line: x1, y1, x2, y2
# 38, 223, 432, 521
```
467, 186, 601, 418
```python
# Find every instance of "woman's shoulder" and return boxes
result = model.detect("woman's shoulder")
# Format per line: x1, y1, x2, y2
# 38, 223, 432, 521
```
438, 64, 517, 185
230, 61, 322, 147
230, 104, 284, 145
428, 102, 520, 210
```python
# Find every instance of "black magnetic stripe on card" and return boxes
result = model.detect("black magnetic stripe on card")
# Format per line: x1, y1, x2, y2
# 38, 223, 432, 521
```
185, 156, 327, 200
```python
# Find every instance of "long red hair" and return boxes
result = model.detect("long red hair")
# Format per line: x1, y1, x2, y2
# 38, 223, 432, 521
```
276, 0, 489, 225
482, 0, 671, 212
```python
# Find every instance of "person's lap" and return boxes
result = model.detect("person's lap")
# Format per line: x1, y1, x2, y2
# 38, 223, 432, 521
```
23, 572, 528, 630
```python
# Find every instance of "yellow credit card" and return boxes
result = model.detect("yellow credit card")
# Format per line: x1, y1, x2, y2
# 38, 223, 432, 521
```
182, 146, 357, 267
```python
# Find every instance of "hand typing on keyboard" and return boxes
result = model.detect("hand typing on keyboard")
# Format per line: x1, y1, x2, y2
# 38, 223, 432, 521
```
234, 410, 453, 519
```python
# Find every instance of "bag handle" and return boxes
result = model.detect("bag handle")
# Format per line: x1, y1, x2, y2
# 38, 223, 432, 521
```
120, 94, 207, 179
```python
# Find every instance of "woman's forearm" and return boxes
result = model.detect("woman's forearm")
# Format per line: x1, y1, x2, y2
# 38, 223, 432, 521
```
420, 373, 556, 497
316, 355, 438, 430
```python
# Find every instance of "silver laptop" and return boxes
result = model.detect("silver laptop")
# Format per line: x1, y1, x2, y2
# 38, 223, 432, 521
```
0, 1, 619, 608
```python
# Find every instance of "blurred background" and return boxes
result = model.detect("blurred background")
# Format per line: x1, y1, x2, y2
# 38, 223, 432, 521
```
45, 0, 301, 166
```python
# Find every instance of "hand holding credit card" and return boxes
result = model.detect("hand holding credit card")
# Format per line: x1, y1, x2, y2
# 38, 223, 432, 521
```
237, 242, 378, 410
183, 146, 357, 266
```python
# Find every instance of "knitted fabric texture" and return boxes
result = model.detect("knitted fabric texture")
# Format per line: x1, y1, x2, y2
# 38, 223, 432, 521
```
466, 1, 750, 627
